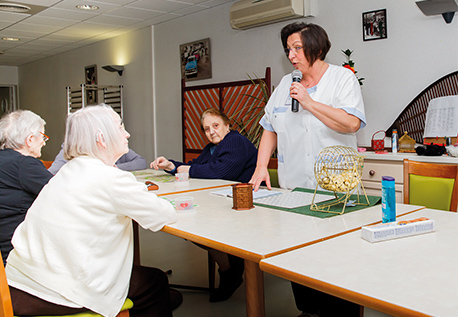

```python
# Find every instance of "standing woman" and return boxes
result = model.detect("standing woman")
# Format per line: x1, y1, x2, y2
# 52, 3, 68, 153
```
0, 110, 52, 265
250, 22, 366, 316
6, 105, 178, 317
250, 22, 366, 191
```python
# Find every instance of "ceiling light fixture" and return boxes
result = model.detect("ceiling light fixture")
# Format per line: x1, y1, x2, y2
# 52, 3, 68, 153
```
76, 4, 99, 10
2, 37, 20, 41
102, 65, 124, 76
0, 3, 31, 13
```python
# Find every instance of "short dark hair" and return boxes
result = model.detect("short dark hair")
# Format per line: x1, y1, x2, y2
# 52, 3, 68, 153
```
280, 22, 331, 65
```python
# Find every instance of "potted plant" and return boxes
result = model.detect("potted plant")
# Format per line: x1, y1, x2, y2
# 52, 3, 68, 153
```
230, 75, 270, 148
342, 49, 365, 86
230, 75, 277, 168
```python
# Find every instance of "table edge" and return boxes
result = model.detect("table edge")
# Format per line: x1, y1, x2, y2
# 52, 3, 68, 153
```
259, 261, 432, 317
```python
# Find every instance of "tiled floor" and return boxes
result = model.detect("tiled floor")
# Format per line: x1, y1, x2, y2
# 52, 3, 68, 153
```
139, 229, 393, 317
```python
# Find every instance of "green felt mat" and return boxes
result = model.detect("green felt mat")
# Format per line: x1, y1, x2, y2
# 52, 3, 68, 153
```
254, 187, 381, 218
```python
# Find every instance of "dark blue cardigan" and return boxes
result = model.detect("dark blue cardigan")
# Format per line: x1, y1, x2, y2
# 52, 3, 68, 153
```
0, 149, 53, 264
170, 130, 257, 183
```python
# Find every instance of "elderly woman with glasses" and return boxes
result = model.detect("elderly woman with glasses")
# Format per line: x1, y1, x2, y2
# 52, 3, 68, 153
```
5, 105, 179, 317
0, 110, 53, 265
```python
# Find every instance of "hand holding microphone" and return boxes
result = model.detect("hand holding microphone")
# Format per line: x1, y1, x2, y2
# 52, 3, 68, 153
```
291, 70, 302, 112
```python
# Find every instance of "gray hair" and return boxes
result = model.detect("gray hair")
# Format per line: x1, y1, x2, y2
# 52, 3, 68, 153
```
0, 110, 46, 150
63, 104, 124, 161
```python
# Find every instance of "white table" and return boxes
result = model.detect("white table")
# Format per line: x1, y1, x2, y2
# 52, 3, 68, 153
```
160, 188, 425, 317
132, 169, 236, 196
260, 209, 458, 317
132, 169, 237, 264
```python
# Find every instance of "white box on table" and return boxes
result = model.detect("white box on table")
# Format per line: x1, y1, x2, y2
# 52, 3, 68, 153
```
361, 217, 435, 243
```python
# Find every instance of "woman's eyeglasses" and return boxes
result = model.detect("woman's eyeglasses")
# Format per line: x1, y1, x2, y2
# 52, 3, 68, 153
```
284, 46, 303, 56
39, 132, 50, 142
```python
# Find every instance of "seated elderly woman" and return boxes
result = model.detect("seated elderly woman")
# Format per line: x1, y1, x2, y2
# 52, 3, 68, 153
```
48, 103, 147, 175
152, 108, 257, 183
151, 108, 258, 302
0, 110, 53, 265
48, 145, 147, 174
5, 105, 178, 317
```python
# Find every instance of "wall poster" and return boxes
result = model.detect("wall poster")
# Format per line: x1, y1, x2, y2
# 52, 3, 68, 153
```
180, 38, 212, 81
363, 9, 387, 41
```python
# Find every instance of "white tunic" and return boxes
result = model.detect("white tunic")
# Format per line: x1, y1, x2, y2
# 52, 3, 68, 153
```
6, 156, 176, 317
260, 65, 366, 190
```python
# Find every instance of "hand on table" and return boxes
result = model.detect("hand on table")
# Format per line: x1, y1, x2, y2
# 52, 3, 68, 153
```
150, 156, 175, 172
177, 165, 190, 174
249, 167, 271, 192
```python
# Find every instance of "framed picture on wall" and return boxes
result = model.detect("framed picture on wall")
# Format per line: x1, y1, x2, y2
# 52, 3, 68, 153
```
363, 9, 387, 41
85, 64, 98, 104
180, 38, 212, 81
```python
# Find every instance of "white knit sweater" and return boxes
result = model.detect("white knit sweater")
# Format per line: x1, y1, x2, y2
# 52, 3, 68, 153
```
6, 156, 176, 317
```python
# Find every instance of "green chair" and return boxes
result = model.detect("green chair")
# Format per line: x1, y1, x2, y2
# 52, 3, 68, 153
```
268, 169, 279, 188
403, 159, 458, 212
0, 252, 132, 317
34, 300, 133, 317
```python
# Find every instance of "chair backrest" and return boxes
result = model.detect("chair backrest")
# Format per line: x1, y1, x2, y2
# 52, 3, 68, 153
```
40, 160, 53, 169
267, 169, 279, 188
0, 256, 14, 317
403, 159, 458, 212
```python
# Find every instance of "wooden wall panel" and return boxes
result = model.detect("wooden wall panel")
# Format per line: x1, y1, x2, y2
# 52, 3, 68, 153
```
181, 67, 271, 162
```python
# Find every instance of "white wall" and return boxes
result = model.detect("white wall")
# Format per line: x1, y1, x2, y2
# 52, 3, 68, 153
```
18, 27, 154, 161
15, 0, 458, 161
0, 66, 18, 85
154, 0, 458, 161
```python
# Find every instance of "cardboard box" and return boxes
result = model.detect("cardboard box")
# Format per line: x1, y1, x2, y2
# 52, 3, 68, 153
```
361, 217, 435, 243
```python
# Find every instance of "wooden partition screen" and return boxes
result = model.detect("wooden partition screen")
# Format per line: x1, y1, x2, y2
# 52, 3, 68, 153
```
181, 67, 271, 162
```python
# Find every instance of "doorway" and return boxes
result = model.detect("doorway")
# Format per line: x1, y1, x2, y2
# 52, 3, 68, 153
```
0, 85, 18, 117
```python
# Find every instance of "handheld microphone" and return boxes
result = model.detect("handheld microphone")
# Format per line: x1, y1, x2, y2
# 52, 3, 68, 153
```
291, 70, 302, 112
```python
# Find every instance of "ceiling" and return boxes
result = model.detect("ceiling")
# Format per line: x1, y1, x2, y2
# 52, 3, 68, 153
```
0, 0, 235, 66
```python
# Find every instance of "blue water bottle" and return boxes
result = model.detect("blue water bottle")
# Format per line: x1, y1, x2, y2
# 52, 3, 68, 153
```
381, 176, 396, 223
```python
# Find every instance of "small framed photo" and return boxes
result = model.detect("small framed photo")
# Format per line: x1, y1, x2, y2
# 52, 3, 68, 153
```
180, 38, 212, 82
85, 64, 98, 104
363, 9, 387, 41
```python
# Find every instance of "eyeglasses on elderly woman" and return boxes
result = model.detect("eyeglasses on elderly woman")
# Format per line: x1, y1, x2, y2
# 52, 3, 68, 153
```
39, 131, 50, 142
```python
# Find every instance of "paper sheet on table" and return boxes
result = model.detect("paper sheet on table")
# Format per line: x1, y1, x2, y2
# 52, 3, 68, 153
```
210, 188, 281, 199
253, 191, 333, 209
131, 170, 175, 182
423, 96, 458, 138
